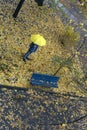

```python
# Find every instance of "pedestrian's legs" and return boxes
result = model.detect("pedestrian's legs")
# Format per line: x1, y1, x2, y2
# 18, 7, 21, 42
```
23, 49, 32, 61
23, 43, 38, 61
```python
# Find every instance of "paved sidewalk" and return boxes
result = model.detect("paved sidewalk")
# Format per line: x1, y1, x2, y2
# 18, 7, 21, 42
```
0, 87, 87, 129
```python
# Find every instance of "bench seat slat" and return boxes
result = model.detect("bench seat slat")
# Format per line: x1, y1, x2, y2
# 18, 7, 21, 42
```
31, 73, 59, 81
30, 73, 60, 88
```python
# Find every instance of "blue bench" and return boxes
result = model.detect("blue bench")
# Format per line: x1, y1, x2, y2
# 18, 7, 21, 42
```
30, 73, 60, 88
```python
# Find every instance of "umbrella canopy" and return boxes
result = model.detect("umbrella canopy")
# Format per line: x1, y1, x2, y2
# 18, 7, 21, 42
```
30, 34, 46, 46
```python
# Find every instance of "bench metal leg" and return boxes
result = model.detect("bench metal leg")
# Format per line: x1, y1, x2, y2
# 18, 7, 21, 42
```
35, 0, 44, 6
13, 0, 25, 18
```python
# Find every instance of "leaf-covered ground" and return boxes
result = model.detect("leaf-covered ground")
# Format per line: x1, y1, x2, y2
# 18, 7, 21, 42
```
0, 0, 86, 96
0, 1, 87, 130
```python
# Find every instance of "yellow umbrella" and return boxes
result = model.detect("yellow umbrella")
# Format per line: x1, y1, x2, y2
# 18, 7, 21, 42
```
30, 34, 46, 46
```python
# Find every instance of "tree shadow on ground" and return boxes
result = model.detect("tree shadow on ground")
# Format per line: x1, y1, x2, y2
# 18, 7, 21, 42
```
0, 87, 87, 130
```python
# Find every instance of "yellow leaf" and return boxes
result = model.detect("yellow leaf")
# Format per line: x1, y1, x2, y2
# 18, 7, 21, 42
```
85, 34, 87, 37
62, 123, 67, 127
69, 19, 72, 23
80, 22, 84, 27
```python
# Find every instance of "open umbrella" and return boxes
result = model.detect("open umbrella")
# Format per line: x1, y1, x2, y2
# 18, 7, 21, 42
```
30, 34, 46, 46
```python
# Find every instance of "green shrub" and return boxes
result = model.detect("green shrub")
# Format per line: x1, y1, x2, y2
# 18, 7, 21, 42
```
59, 26, 80, 48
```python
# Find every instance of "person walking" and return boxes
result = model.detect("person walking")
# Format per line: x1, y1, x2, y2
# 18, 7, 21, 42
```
23, 34, 46, 62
